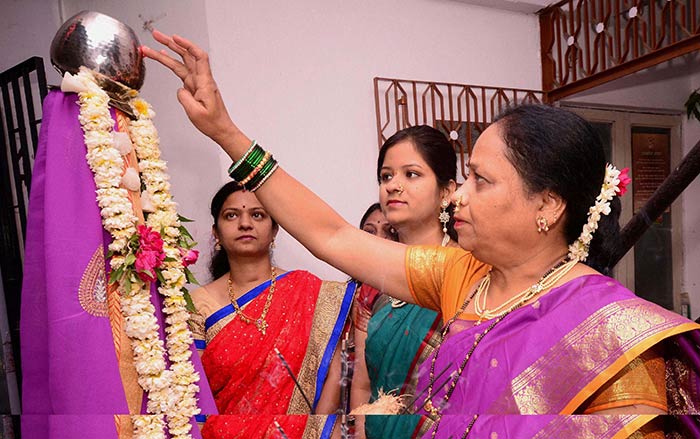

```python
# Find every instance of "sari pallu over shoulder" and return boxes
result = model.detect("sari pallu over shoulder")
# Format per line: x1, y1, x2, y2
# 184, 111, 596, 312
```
415, 275, 700, 417
197, 270, 355, 432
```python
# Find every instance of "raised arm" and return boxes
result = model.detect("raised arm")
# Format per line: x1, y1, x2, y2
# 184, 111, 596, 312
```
142, 31, 413, 302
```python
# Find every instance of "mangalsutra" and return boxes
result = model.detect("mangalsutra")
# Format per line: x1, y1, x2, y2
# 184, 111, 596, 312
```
228, 267, 277, 335
423, 255, 578, 432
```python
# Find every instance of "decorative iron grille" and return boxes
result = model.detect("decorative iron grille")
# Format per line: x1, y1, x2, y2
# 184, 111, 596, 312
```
374, 77, 543, 180
540, 0, 700, 101
0, 56, 48, 421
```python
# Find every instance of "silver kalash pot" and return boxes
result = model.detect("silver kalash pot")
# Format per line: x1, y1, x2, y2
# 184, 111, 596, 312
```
50, 10, 145, 91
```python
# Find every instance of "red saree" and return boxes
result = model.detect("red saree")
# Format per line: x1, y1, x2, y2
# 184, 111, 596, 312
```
190, 270, 355, 439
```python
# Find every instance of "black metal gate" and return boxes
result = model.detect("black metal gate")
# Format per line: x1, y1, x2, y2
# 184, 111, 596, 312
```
0, 56, 48, 428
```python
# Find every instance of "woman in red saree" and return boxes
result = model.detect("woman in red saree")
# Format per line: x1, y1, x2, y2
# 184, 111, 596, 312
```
188, 182, 355, 438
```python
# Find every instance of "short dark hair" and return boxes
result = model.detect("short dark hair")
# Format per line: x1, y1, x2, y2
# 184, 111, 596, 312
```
494, 104, 620, 274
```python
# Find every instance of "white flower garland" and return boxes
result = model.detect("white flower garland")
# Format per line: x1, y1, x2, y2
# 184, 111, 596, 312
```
69, 68, 199, 439
568, 164, 623, 262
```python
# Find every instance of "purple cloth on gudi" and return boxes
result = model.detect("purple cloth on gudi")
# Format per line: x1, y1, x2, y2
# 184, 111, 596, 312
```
20, 90, 215, 438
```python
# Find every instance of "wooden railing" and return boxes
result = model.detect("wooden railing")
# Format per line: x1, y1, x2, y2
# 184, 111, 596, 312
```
540, 0, 700, 101
374, 77, 543, 180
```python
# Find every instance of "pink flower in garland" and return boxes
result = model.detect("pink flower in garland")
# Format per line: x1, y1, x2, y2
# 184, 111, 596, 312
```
135, 250, 162, 282
618, 167, 631, 196
135, 225, 166, 283
138, 224, 164, 253
181, 249, 199, 267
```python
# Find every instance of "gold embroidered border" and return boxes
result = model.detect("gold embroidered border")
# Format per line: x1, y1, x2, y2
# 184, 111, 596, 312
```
108, 281, 143, 414
188, 310, 206, 341
114, 415, 134, 439
405, 318, 443, 395
490, 298, 696, 414
288, 281, 353, 414
302, 415, 329, 439
666, 340, 700, 414
531, 415, 653, 439
205, 313, 236, 345
78, 246, 109, 317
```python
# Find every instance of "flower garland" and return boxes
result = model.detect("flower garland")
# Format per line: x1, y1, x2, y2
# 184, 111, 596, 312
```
568, 164, 630, 261
67, 67, 200, 439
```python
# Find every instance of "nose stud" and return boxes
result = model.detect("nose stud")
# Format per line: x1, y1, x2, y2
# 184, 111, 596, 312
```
453, 195, 464, 213
397, 185, 405, 195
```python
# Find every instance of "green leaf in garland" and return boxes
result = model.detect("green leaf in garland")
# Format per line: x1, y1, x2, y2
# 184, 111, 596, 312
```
179, 225, 194, 242
184, 267, 199, 285
182, 288, 196, 313
156, 269, 165, 284
178, 214, 194, 223
685, 89, 700, 122
125, 253, 136, 266
124, 275, 132, 296
108, 264, 124, 283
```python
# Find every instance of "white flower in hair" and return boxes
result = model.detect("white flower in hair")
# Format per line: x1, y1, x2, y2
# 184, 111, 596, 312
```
568, 164, 629, 262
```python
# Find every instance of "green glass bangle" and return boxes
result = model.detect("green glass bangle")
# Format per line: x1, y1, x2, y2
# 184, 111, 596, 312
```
229, 145, 266, 181
228, 140, 257, 176
250, 162, 279, 192
246, 157, 277, 190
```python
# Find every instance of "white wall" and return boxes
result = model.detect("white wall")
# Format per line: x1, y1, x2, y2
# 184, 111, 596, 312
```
2, 0, 542, 282
0, 0, 62, 83
202, 0, 541, 280
566, 57, 700, 319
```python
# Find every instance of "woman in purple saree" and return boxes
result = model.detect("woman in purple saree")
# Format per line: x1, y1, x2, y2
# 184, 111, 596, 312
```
144, 32, 700, 438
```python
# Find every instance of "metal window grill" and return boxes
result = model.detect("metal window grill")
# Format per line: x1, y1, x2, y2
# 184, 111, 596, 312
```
540, 0, 700, 101
374, 77, 544, 180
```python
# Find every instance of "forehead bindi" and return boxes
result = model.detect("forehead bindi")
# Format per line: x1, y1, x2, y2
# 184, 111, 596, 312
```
224, 191, 264, 210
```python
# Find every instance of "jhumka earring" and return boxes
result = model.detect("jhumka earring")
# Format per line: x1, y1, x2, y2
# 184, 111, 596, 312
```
536, 216, 550, 233
214, 239, 222, 251
439, 199, 451, 247
270, 240, 276, 250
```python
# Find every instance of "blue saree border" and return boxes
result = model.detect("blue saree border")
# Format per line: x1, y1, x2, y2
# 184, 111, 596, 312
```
312, 281, 357, 409
320, 414, 337, 439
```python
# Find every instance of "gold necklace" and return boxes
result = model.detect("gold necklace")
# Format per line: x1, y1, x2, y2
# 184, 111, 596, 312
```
473, 257, 576, 322
228, 267, 277, 335
423, 256, 578, 420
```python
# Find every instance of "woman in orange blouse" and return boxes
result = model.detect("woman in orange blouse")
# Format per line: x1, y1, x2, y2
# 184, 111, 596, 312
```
144, 32, 700, 438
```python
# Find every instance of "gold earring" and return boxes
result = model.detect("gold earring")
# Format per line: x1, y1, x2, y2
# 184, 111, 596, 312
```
270, 240, 276, 250
439, 200, 450, 247
536, 216, 549, 233
214, 239, 222, 251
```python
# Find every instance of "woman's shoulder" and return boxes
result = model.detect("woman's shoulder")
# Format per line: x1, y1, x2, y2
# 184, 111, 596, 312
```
189, 278, 227, 316
407, 244, 472, 264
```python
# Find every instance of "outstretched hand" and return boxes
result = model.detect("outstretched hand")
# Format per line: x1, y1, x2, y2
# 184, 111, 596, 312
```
141, 31, 238, 146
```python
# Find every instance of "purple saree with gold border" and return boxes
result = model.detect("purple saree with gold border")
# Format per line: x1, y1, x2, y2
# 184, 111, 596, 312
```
414, 275, 700, 438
